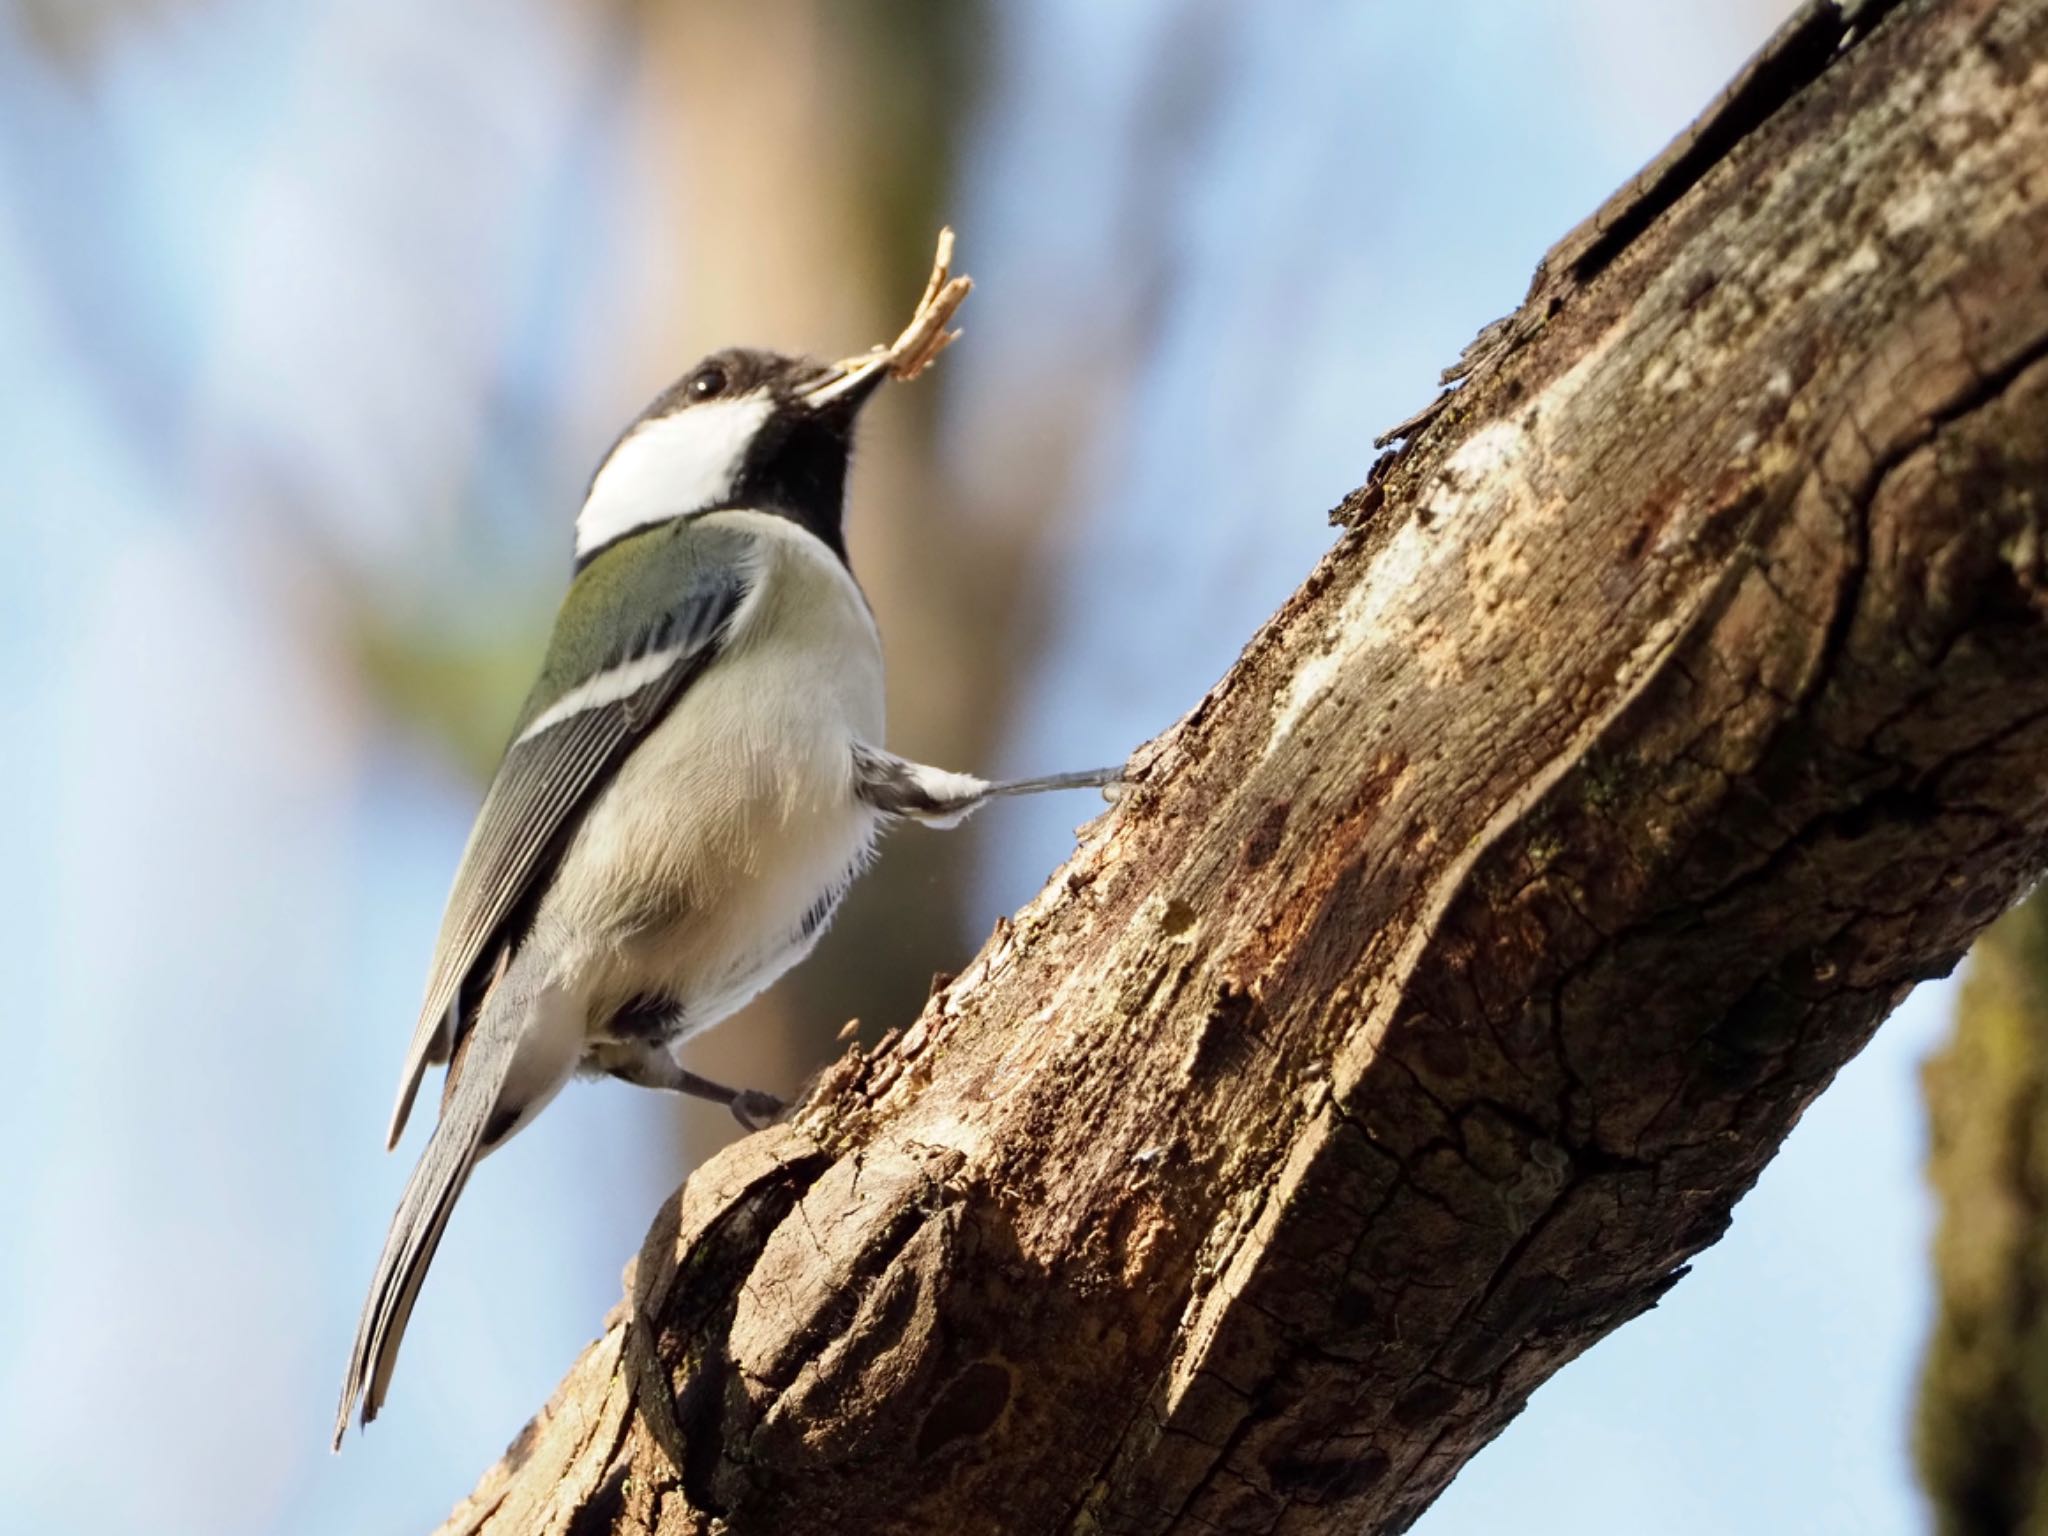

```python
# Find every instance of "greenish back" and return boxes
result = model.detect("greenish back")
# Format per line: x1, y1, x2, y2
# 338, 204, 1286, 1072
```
512, 517, 755, 739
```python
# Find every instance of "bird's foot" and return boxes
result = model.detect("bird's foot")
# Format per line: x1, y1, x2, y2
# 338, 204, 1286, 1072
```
728, 1088, 787, 1132
606, 1051, 787, 1133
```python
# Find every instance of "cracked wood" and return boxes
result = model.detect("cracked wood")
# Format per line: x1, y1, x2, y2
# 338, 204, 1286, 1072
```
437, 1, 2048, 1531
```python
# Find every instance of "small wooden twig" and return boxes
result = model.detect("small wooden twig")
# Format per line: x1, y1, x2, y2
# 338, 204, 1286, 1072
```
880, 227, 972, 379
815, 229, 973, 401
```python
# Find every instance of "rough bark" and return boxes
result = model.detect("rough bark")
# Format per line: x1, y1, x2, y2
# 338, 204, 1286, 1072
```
1918, 892, 2048, 1534
440, 1, 2048, 1531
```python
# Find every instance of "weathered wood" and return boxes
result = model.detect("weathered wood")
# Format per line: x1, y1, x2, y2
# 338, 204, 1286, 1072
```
440, 1, 2048, 1530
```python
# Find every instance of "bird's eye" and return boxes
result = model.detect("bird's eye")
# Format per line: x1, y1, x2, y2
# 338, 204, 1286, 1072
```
688, 364, 728, 401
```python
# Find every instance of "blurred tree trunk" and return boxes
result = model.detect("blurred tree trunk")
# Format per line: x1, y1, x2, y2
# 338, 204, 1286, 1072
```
613, 0, 1017, 1169
1919, 892, 2048, 1535
438, 1, 2048, 1531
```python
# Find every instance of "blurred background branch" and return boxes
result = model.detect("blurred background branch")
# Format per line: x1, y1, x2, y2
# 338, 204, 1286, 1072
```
10, 0, 191, 69
1919, 893, 2048, 1536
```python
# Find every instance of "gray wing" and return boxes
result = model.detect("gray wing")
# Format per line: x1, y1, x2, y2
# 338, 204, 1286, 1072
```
383, 560, 747, 1149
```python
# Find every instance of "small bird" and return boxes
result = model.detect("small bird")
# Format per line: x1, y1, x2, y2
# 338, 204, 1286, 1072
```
334, 239, 1117, 1445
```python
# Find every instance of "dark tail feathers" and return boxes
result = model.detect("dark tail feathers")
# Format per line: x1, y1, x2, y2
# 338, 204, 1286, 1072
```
332, 1039, 510, 1449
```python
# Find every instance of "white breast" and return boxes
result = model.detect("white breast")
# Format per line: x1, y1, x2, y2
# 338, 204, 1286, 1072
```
539, 509, 887, 1039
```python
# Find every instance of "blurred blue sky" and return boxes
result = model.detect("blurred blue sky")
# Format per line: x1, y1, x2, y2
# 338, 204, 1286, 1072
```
0, 1, 1947, 1532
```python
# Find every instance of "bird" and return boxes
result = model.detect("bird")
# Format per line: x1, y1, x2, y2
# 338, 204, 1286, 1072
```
334, 246, 1119, 1446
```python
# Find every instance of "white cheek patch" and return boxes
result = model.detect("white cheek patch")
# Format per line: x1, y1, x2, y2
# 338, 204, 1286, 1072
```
576, 393, 774, 558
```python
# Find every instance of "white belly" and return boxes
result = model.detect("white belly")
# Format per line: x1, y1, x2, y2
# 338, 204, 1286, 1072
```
537, 509, 886, 1044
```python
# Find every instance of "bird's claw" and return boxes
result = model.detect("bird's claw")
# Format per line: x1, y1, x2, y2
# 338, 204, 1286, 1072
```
729, 1089, 786, 1132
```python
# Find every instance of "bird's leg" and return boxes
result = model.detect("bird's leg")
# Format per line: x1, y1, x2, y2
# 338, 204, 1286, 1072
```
605, 1042, 786, 1131
854, 745, 1122, 828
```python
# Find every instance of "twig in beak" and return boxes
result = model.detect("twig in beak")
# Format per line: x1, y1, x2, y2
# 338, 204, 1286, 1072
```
883, 227, 972, 380
811, 228, 974, 406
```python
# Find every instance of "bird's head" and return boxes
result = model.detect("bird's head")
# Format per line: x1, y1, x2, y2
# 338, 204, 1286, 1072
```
574, 345, 892, 567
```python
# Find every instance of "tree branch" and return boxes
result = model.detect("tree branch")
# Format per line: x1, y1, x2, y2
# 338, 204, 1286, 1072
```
438, 1, 2048, 1530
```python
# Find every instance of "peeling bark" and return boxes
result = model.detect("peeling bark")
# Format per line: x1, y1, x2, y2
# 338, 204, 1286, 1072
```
440, 1, 2048, 1530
